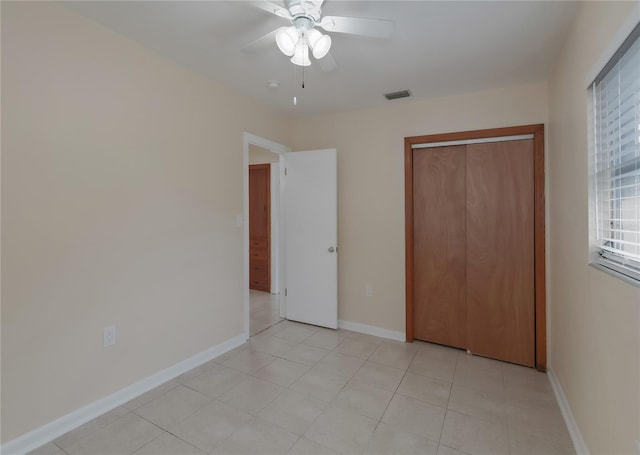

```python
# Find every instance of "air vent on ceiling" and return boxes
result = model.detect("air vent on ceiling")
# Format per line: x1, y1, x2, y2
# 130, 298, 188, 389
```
384, 90, 411, 100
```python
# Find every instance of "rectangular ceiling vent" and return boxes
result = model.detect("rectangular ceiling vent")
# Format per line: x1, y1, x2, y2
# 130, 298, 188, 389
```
384, 90, 411, 100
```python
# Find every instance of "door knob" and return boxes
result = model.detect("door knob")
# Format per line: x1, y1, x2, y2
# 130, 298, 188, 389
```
328, 246, 335, 253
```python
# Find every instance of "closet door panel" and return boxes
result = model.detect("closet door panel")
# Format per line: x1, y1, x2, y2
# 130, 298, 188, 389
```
466, 140, 535, 367
413, 146, 466, 348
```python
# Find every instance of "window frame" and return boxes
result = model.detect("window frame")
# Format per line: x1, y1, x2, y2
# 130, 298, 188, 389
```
588, 21, 640, 287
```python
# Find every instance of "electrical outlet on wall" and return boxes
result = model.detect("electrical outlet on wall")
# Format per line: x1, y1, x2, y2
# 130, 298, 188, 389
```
365, 284, 373, 297
103, 325, 116, 347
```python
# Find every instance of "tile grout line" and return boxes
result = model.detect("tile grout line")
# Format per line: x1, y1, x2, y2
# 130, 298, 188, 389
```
252, 338, 332, 368
440, 355, 513, 428
54, 406, 136, 454
436, 350, 462, 447
287, 435, 304, 454
164, 361, 294, 453
242, 330, 367, 451
130, 428, 187, 455
262, 335, 358, 452
52, 441, 69, 455
320, 335, 385, 453
203, 397, 261, 454
123, 414, 183, 455
369, 344, 423, 441
499, 360, 513, 454
135, 396, 249, 455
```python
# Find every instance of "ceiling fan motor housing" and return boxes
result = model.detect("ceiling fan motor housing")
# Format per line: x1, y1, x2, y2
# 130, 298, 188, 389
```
288, 0, 323, 23
293, 16, 314, 32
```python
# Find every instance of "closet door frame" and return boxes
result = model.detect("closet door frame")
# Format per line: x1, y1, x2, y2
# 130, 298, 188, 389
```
404, 124, 546, 371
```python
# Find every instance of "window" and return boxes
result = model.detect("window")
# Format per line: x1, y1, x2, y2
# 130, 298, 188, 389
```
591, 22, 640, 283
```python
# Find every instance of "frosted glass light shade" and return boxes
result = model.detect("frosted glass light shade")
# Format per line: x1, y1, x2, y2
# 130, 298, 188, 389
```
276, 26, 299, 57
307, 28, 331, 59
290, 42, 311, 66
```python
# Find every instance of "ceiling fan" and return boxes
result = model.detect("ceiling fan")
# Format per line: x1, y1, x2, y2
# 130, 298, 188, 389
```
242, 0, 394, 71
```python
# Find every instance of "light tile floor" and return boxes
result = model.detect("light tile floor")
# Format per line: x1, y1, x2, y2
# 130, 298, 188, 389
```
30, 321, 575, 455
250, 290, 283, 336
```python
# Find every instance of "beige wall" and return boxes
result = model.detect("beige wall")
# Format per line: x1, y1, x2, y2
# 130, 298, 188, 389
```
290, 81, 548, 334
249, 145, 279, 165
0, 2, 288, 442
547, 1, 640, 452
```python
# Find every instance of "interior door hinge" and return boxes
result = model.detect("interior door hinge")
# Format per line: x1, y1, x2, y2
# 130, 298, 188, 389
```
285, 168, 287, 176
285, 288, 287, 296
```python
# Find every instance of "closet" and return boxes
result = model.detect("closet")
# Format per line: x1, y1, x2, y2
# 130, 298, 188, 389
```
405, 125, 545, 370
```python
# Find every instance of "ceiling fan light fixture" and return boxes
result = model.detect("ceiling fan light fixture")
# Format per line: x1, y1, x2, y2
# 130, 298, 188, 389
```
276, 26, 299, 57
307, 28, 331, 59
290, 42, 311, 66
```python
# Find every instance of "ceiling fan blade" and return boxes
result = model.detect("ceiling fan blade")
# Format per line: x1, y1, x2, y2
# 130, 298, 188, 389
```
318, 16, 394, 39
317, 51, 337, 72
249, 1, 292, 20
240, 28, 283, 54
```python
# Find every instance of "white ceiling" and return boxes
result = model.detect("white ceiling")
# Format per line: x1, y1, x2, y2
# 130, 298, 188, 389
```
62, 1, 579, 117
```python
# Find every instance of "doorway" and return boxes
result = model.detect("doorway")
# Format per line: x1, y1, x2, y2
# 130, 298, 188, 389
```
243, 134, 290, 339
404, 124, 546, 371
248, 148, 280, 335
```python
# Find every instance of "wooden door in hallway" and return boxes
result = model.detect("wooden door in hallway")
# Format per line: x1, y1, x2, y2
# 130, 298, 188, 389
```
249, 164, 270, 292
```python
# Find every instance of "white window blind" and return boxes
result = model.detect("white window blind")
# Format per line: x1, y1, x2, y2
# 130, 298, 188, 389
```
592, 22, 640, 283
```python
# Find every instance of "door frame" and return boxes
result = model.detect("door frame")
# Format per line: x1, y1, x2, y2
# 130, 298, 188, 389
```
243, 133, 290, 340
404, 124, 546, 371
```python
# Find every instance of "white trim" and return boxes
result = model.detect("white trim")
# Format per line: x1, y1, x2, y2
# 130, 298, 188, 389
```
270, 162, 280, 295
243, 133, 290, 339
547, 367, 590, 455
338, 320, 406, 342
411, 134, 533, 149
584, 1, 640, 88
1, 334, 247, 455
278, 157, 287, 319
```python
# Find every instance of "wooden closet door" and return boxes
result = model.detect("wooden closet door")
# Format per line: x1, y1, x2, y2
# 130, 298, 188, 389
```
466, 140, 535, 366
413, 146, 467, 348
249, 164, 270, 292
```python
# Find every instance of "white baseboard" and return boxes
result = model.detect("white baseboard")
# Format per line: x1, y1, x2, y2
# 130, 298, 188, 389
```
1, 333, 247, 455
338, 320, 406, 342
547, 367, 590, 455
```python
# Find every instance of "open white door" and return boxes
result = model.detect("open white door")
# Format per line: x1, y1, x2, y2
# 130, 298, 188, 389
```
284, 149, 337, 329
